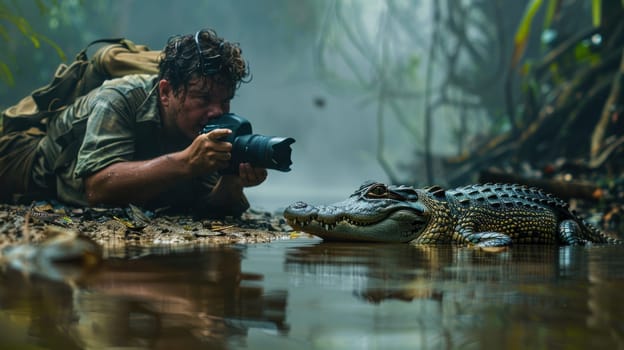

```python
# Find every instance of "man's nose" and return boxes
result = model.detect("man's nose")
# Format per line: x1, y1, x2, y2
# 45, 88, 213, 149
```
206, 105, 225, 119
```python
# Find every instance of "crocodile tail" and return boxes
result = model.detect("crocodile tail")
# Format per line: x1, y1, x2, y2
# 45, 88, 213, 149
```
600, 229, 624, 244
573, 211, 622, 244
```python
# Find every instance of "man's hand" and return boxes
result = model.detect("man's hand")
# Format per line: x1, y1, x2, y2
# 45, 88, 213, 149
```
238, 163, 267, 187
182, 128, 233, 176
213, 163, 267, 195
84, 131, 266, 207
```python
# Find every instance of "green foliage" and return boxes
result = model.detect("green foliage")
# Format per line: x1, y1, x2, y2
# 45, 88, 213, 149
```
592, 0, 602, 26
512, 0, 606, 70
0, 61, 12, 85
511, 0, 544, 68
542, 0, 558, 30
0, 0, 66, 86
573, 39, 601, 66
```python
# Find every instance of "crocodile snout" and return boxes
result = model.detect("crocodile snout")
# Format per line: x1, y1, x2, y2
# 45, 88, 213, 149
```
284, 201, 317, 218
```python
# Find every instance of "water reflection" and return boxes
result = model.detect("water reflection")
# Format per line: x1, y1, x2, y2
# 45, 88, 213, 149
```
285, 243, 569, 302
1, 240, 623, 349
0, 245, 288, 349
282, 243, 624, 349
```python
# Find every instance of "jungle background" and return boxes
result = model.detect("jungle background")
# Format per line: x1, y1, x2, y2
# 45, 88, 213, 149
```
1, 0, 623, 217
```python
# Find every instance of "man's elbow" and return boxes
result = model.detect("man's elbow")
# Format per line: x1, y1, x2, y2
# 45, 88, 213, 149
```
84, 173, 125, 206
84, 175, 107, 206
84, 172, 144, 207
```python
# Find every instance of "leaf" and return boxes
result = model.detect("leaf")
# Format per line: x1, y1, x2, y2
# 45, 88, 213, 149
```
14, 17, 40, 48
542, 0, 560, 30
511, 0, 543, 68
37, 34, 66, 61
61, 216, 73, 223
592, 0, 601, 27
289, 232, 301, 239
0, 61, 14, 85
34, 0, 52, 15
113, 216, 143, 230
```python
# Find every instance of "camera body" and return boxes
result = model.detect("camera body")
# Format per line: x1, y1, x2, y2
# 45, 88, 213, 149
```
199, 113, 295, 173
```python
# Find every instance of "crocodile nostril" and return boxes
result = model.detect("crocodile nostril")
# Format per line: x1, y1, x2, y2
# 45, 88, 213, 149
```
291, 201, 310, 209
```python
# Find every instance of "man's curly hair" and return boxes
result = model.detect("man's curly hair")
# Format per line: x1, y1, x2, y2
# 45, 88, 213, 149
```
158, 29, 250, 96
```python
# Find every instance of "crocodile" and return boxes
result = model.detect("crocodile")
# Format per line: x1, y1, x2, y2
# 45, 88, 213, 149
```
283, 181, 621, 247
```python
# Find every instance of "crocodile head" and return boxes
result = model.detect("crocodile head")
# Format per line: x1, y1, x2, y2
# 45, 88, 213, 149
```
283, 181, 430, 242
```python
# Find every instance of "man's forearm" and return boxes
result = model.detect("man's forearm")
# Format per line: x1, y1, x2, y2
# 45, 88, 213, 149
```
84, 152, 191, 206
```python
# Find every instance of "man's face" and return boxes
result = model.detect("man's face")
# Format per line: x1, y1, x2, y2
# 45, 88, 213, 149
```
161, 77, 232, 140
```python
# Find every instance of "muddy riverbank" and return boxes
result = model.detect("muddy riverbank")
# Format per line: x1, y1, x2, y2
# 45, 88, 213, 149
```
0, 202, 294, 251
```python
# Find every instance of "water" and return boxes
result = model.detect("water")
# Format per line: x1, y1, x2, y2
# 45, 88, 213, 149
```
1, 238, 623, 349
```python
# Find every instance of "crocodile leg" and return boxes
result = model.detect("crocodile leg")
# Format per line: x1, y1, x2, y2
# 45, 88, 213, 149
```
466, 232, 513, 247
458, 225, 512, 247
558, 220, 587, 245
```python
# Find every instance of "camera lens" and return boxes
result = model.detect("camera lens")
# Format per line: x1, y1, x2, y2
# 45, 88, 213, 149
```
233, 135, 295, 172
199, 113, 295, 173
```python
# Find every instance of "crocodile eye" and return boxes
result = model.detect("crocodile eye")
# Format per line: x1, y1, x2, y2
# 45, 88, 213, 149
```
366, 184, 388, 198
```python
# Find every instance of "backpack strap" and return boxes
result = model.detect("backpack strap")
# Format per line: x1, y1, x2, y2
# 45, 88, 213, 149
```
32, 38, 153, 113
75, 38, 141, 61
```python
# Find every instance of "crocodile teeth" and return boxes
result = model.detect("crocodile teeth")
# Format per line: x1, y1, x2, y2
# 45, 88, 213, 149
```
292, 219, 311, 227
341, 217, 363, 226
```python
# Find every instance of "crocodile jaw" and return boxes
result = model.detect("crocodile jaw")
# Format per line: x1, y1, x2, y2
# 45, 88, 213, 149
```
284, 202, 428, 243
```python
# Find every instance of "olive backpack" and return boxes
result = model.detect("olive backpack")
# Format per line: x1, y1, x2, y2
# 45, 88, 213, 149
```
1, 38, 160, 134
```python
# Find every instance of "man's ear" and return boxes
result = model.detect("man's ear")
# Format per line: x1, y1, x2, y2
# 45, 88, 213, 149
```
158, 79, 173, 107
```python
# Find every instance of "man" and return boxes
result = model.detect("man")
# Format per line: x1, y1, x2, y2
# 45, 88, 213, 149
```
0, 29, 267, 217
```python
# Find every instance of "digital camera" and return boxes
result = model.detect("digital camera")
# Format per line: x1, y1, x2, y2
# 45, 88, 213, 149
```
200, 113, 295, 173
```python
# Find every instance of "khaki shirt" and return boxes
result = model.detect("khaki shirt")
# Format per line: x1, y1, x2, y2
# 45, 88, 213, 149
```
32, 74, 218, 210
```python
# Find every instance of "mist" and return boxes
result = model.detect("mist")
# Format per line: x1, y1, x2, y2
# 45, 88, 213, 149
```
2, 1, 455, 211
108, 1, 433, 211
